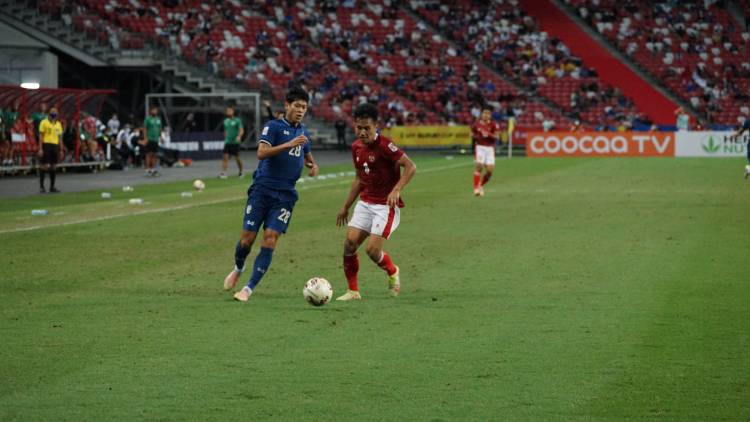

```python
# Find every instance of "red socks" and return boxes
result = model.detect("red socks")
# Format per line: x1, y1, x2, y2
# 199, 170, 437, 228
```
377, 252, 398, 276
343, 254, 359, 291
345, 252, 397, 291
481, 172, 492, 186
473, 171, 481, 189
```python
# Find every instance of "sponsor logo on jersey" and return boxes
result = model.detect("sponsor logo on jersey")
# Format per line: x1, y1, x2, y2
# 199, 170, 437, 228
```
368, 154, 375, 162
262, 126, 269, 136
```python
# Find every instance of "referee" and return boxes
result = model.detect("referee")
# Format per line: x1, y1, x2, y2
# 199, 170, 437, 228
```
37, 107, 64, 193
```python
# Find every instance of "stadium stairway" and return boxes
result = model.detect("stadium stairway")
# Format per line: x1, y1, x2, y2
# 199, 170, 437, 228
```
522, 0, 681, 124
0, 1, 338, 145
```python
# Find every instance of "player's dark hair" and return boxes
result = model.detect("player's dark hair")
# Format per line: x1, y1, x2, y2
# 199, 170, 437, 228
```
353, 102, 378, 122
481, 104, 493, 113
285, 86, 309, 104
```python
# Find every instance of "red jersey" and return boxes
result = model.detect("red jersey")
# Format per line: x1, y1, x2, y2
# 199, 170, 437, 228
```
471, 119, 500, 146
351, 134, 405, 207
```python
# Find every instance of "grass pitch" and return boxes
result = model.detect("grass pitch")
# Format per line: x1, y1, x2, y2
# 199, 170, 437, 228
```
1, 156, 748, 421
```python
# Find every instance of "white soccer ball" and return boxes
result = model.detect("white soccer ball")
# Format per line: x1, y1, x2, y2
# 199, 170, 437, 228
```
303, 277, 333, 307
193, 179, 205, 191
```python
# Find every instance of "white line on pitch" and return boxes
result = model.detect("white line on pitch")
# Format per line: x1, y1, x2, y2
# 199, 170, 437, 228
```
0, 161, 472, 235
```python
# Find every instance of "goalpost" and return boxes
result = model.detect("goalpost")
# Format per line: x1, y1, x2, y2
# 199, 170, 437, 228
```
144, 92, 262, 156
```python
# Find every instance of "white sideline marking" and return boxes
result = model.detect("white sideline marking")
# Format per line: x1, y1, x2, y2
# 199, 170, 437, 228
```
0, 161, 471, 235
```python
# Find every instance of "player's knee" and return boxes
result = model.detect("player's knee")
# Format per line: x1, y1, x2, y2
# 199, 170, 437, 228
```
261, 231, 279, 249
365, 244, 382, 262
343, 238, 358, 254
239, 232, 256, 248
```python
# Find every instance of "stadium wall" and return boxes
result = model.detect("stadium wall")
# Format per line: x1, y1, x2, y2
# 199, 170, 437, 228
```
526, 132, 748, 157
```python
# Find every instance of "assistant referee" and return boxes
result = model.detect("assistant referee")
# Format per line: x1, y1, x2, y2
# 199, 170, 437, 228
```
37, 107, 64, 193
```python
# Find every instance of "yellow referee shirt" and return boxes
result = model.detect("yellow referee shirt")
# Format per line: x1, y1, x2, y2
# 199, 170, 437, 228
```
39, 118, 63, 145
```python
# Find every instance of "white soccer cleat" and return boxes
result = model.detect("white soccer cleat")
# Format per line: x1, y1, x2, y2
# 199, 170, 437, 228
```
745, 165, 750, 179
219, 173, 228, 179
233, 286, 252, 302
335, 290, 362, 301
478, 186, 485, 196
223, 268, 242, 291
388, 266, 400, 297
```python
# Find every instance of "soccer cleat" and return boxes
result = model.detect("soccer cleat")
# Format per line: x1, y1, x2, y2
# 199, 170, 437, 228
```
388, 266, 400, 297
335, 290, 362, 301
233, 286, 252, 302
39, 187, 46, 194
49, 187, 60, 193
478, 186, 485, 197
474, 188, 480, 196
745, 165, 750, 179
219, 173, 228, 179
223, 268, 242, 291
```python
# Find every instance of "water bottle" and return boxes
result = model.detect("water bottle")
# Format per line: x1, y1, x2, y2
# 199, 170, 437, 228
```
31, 209, 48, 216
101, 192, 112, 199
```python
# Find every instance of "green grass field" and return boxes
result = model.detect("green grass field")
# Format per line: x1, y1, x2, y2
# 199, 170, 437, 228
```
1, 156, 749, 421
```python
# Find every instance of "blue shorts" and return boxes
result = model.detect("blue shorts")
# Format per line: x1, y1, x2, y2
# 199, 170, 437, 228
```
242, 186, 297, 234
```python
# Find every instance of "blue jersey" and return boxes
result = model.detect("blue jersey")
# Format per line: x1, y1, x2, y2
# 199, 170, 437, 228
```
252, 118, 311, 192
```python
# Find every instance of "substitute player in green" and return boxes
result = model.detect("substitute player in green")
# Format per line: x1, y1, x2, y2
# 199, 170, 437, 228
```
219, 106, 244, 179
142, 106, 162, 176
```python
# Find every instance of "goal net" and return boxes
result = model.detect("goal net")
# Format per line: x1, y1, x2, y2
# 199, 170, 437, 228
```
144, 92, 261, 160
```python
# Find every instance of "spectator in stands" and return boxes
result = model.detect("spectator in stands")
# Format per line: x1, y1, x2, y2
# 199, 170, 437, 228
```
62, 118, 76, 163
4, 104, 18, 153
263, 100, 275, 121
159, 126, 180, 167
0, 108, 8, 166
31, 103, 48, 143
675, 107, 690, 131
79, 112, 95, 161
114, 123, 133, 168
37, 107, 64, 193
334, 116, 347, 151
106, 113, 120, 139
180, 112, 197, 132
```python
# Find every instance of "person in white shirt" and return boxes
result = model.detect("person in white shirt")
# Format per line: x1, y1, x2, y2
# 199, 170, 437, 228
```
107, 113, 120, 138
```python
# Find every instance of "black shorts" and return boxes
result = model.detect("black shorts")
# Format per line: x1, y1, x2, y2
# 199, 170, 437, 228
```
42, 144, 60, 165
145, 141, 160, 154
223, 143, 240, 156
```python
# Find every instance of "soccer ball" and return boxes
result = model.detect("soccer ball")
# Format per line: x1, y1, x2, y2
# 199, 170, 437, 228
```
303, 277, 333, 307
193, 179, 205, 191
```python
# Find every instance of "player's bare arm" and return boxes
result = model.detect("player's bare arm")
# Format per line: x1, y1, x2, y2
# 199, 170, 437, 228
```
337, 175, 362, 227
304, 152, 319, 177
387, 155, 416, 208
256, 135, 308, 160
237, 126, 244, 143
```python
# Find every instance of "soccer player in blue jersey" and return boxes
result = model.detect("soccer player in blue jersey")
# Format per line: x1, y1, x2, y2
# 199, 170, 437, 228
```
223, 86, 320, 302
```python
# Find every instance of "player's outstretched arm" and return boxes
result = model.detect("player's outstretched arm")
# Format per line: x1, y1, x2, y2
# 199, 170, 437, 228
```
257, 135, 308, 160
304, 152, 319, 177
387, 155, 417, 208
337, 175, 361, 227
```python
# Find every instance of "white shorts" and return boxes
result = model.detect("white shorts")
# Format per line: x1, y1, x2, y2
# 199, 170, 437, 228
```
474, 144, 495, 166
348, 200, 400, 239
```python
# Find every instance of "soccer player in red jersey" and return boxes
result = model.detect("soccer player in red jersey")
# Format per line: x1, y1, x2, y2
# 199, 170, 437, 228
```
335, 103, 417, 301
471, 106, 500, 196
